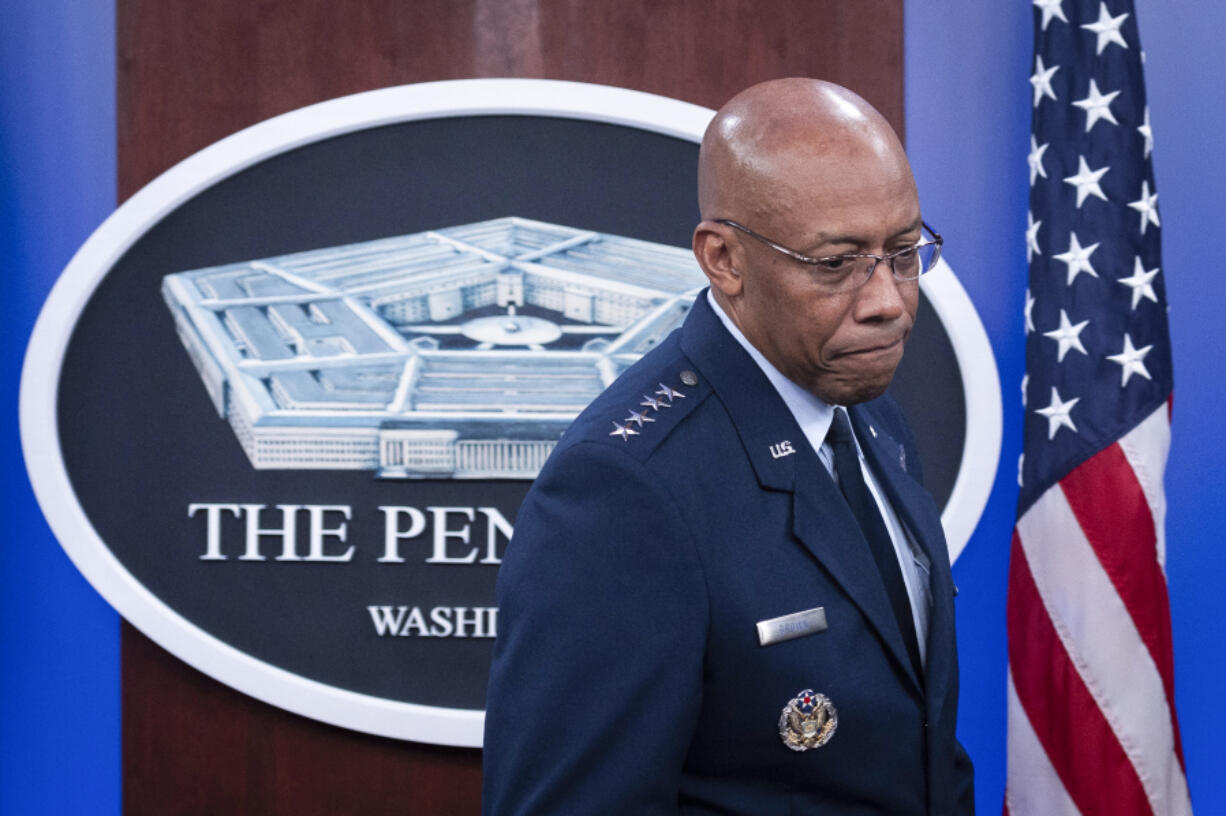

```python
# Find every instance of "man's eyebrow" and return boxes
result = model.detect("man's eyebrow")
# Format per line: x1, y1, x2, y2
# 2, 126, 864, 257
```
888, 218, 925, 241
809, 218, 924, 251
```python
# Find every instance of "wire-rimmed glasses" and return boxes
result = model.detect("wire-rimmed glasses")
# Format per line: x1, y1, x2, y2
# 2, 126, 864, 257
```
714, 219, 943, 294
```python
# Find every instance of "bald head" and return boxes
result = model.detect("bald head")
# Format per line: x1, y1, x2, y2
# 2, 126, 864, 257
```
691, 78, 923, 406
698, 78, 908, 223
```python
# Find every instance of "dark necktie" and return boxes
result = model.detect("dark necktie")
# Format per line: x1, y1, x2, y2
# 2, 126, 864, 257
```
827, 408, 923, 682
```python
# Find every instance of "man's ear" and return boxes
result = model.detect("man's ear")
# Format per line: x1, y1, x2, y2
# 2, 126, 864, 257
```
692, 221, 743, 298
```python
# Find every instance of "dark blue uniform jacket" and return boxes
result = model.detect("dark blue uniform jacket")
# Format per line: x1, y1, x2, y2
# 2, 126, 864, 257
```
484, 291, 974, 815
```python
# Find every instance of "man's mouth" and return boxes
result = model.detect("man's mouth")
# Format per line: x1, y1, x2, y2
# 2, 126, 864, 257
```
838, 336, 905, 357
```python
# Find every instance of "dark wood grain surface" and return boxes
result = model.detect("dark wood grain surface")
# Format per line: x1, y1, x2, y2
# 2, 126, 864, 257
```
118, 0, 903, 198
118, 2, 903, 811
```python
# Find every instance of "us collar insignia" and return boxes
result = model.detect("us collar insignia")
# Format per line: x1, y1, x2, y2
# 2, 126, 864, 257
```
778, 689, 838, 751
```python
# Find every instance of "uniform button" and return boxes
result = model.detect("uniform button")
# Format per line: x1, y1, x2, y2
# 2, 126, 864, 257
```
679, 369, 698, 387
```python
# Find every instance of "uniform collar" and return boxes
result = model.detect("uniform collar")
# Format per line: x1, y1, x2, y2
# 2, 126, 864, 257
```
680, 291, 808, 492
704, 290, 838, 461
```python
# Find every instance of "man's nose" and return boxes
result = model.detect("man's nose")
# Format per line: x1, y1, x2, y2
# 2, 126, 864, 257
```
853, 259, 908, 322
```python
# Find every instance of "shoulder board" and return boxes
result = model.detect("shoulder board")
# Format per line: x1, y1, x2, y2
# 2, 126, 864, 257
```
566, 363, 710, 461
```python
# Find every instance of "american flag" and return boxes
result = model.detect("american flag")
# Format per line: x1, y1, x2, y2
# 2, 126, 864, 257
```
1006, 1, 1192, 814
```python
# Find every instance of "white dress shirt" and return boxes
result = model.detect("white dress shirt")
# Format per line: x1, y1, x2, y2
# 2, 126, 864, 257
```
706, 290, 932, 665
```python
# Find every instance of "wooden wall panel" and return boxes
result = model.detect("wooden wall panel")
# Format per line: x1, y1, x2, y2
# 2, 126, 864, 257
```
118, 0, 903, 198
123, 623, 480, 815
117, 1, 903, 812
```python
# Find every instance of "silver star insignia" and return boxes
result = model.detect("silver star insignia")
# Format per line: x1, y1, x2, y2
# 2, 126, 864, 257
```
640, 394, 666, 411
609, 422, 640, 441
624, 409, 655, 427
655, 383, 685, 403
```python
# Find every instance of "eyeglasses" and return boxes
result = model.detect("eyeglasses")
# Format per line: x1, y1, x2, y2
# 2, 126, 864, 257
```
714, 219, 943, 293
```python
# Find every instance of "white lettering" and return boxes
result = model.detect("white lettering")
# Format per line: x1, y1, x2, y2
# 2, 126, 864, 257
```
240, 503, 300, 561
430, 606, 454, 637
477, 506, 513, 565
401, 606, 430, 636
367, 605, 408, 636
367, 605, 498, 637
188, 503, 240, 560
377, 506, 427, 563
453, 606, 484, 637
426, 507, 477, 564
304, 505, 354, 562
486, 606, 498, 638
188, 502, 512, 565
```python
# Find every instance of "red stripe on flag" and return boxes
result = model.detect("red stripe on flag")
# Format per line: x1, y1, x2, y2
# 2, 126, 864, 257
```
1059, 442, 1185, 764
1007, 530, 1152, 816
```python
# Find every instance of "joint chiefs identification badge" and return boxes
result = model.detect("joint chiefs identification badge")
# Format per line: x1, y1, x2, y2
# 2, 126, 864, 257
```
779, 689, 838, 751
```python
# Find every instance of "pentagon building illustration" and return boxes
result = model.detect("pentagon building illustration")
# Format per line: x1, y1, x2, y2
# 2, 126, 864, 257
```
162, 217, 706, 479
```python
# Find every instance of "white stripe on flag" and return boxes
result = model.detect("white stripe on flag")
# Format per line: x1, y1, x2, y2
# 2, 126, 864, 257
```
1006, 669, 1081, 816
1118, 403, 1172, 568
1017, 483, 1191, 816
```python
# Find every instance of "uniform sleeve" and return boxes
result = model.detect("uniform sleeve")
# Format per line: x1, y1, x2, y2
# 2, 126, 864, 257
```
954, 738, 976, 814
482, 441, 708, 816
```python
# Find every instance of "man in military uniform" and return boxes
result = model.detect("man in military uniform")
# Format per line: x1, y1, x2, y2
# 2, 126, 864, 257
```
483, 78, 975, 815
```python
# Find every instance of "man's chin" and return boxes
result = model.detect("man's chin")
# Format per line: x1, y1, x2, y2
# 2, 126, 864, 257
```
811, 372, 895, 406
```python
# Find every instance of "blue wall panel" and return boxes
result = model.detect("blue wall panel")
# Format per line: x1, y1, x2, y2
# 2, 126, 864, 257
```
906, 1, 1226, 813
0, 2, 119, 815
1138, 3, 1226, 809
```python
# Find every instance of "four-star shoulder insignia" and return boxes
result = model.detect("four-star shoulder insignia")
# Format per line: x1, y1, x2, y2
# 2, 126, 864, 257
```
611, 376, 696, 443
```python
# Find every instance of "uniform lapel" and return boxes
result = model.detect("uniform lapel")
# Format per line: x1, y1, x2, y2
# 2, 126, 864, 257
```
791, 452, 924, 694
678, 292, 800, 492
679, 294, 924, 694
849, 404, 957, 711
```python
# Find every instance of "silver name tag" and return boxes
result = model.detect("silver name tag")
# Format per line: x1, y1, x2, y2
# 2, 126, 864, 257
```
756, 606, 828, 646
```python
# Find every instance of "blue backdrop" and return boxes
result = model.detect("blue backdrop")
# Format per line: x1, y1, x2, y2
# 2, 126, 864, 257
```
2, 2, 1222, 813
1, 1, 119, 813
907, 1, 1226, 812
